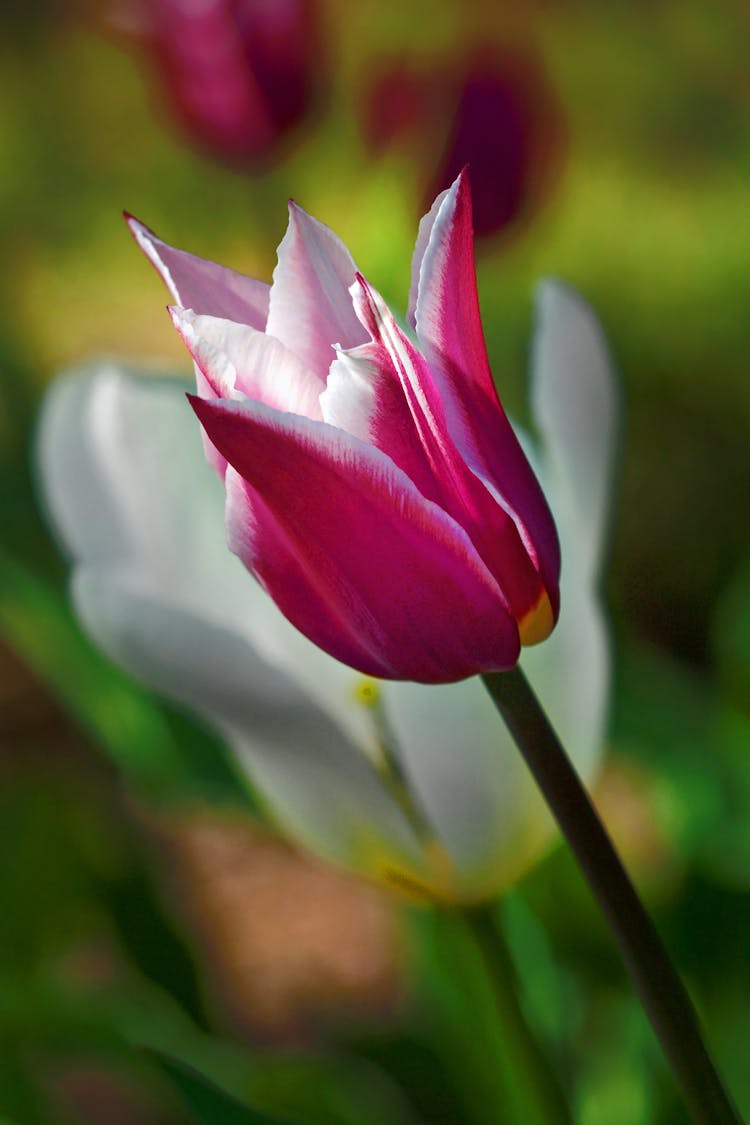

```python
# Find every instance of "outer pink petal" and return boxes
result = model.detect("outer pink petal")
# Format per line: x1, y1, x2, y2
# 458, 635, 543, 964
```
171, 308, 324, 420
352, 276, 547, 635
190, 395, 520, 682
126, 214, 270, 328
414, 171, 560, 613
265, 202, 368, 376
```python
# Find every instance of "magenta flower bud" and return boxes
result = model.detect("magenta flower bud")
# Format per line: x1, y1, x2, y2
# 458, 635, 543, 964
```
117, 0, 320, 164
362, 46, 564, 239
427, 48, 562, 238
128, 172, 560, 684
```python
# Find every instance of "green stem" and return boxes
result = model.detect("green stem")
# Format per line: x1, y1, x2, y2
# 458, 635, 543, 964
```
482, 667, 742, 1125
462, 903, 574, 1125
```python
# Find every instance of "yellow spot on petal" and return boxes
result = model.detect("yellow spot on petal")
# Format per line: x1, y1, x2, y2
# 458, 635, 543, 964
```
353, 677, 381, 709
518, 589, 555, 647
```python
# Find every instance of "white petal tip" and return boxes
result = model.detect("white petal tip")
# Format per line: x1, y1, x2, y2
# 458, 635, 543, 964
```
534, 277, 593, 322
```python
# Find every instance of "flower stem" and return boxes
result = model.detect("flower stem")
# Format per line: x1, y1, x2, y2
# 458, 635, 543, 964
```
482, 666, 742, 1125
461, 903, 574, 1125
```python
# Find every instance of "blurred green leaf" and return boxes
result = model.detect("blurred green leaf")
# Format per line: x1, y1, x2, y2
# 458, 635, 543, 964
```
95, 863, 209, 1032
573, 994, 657, 1125
0, 771, 111, 972
2, 957, 421, 1125
408, 906, 571, 1125
338, 1029, 461, 1125
612, 637, 726, 855
240, 1053, 421, 1125
696, 708, 750, 888
614, 633, 750, 891
0, 546, 251, 806
713, 563, 750, 694
501, 890, 585, 1047
0, 1043, 64, 1125
612, 636, 716, 761
148, 1051, 297, 1125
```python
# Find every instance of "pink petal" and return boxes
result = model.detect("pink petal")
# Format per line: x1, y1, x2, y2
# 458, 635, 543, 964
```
319, 341, 439, 502
265, 202, 367, 376
126, 214, 270, 328
414, 170, 560, 613
352, 275, 548, 636
190, 395, 520, 682
171, 308, 324, 420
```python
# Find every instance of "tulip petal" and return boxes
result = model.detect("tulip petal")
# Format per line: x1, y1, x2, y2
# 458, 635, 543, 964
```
39, 365, 439, 876
414, 171, 560, 609
320, 341, 439, 501
191, 395, 520, 681
171, 308, 325, 420
126, 215, 270, 328
531, 279, 618, 579
381, 675, 538, 897
36, 364, 228, 591
37, 362, 143, 567
36, 364, 379, 753
265, 202, 368, 375
352, 276, 547, 634
381, 524, 609, 896
380, 314, 614, 895
406, 185, 450, 328
71, 568, 426, 875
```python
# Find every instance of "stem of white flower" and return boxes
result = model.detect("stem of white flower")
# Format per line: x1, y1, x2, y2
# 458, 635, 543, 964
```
482, 666, 743, 1125
461, 903, 574, 1125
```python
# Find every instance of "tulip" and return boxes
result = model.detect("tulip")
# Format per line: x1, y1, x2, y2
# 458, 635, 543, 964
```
362, 46, 564, 239
108, 0, 320, 164
129, 172, 561, 685
426, 48, 564, 239
37, 272, 615, 903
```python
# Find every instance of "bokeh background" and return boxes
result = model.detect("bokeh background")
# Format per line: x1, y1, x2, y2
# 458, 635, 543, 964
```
2, 1, 750, 1122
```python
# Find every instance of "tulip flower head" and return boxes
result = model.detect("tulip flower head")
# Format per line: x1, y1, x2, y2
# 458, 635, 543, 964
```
38, 179, 615, 904
109, 0, 320, 165
128, 172, 560, 684
363, 46, 564, 240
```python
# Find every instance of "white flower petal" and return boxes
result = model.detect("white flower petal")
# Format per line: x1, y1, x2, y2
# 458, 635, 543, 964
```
173, 309, 325, 419
126, 215, 270, 328
36, 364, 377, 752
381, 675, 535, 894
406, 185, 451, 328
531, 280, 618, 579
266, 202, 367, 375
381, 541, 608, 896
72, 568, 425, 872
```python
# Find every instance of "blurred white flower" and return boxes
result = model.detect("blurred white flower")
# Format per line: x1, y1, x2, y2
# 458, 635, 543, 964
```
36, 280, 616, 903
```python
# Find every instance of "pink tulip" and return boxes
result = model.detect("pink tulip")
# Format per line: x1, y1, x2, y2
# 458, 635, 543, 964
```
110, 0, 320, 164
361, 45, 565, 240
127, 171, 560, 684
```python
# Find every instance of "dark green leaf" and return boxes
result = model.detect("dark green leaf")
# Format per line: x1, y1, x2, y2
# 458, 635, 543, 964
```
148, 1051, 300, 1125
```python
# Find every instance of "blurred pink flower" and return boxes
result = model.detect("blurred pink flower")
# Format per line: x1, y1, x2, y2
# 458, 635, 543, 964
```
363, 45, 564, 239
128, 171, 560, 684
111, 0, 320, 163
